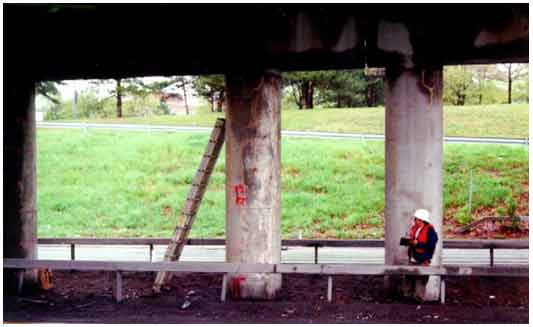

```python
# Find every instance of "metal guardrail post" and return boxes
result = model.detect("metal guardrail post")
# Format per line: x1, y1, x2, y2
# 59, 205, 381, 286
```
70, 243, 76, 273
314, 246, 319, 264
114, 271, 123, 303
327, 276, 333, 303
149, 244, 154, 263
70, 244, 75, 260
440, 278, 446, 305
220, 274, 228, 302
490, 247, 494, 267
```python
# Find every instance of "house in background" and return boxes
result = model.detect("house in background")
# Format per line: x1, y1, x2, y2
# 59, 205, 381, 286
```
158, 83, 201, 115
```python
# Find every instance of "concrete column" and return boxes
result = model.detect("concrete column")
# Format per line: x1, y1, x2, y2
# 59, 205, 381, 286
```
225, 70, 282, 300
4, 79, 39, 294
384, 66, 443, 301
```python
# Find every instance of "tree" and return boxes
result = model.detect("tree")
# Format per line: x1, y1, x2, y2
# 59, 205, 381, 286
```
443, 66, 474, 106
316, 70, 368, 108
468, 65, 490, 105
283, 71, 333, 109
115, 79, 123, 117
501, 64, 528, 104
147, 76, 195, 115
173, 77, 193, 115
363, 67, 385, 107
90, 78, 136, 118
36, 81, 61, 104
283, 70, 384, 109
513, 78, 529, 103
192, 75, 225, 112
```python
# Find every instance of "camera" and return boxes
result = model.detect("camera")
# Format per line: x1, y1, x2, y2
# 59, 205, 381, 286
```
399, 237, 410, 246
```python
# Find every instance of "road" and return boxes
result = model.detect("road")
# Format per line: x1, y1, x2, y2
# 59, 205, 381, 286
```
37, 244, 529, 266
38, 122, 529, 146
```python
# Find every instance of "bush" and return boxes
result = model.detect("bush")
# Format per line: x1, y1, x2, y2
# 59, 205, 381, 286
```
155, 101, 170, 115
456, 206, 473, 225
505, 195, 518, 218
44, 103, 63, 120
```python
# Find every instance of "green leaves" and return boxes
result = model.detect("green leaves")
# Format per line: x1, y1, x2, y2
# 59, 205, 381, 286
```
36, 81, 62, 104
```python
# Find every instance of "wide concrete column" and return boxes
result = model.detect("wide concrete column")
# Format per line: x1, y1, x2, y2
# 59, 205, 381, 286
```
384, 66, 443, 301
225, 70, 282, 299
4, 79, 39, 294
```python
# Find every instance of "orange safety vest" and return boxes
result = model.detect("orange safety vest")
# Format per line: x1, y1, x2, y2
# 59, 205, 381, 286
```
409, 224, 433, 253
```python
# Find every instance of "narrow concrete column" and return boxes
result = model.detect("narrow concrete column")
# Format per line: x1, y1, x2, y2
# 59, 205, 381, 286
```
384, 67, 443, 301
225, 70, 282, 300
3, 79, 39, 294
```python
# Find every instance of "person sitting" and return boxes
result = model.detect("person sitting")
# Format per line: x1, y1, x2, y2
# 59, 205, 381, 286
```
408, 209, 438, 266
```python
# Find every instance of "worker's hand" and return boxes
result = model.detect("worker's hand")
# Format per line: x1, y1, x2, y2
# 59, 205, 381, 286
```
410, 239, 418, 246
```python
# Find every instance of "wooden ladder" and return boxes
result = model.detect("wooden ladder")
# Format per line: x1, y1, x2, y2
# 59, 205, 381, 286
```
152, 118, 226, 293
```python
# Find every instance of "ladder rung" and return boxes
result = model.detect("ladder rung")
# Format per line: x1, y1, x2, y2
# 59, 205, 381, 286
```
183, 203, 199, 209
182, 211, 197, 218
175, 225, 190, 232
198, 169, 212, 174
168, 239, 186, 248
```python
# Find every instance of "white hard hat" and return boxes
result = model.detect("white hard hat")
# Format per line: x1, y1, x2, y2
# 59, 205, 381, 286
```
413, 209, 431, 223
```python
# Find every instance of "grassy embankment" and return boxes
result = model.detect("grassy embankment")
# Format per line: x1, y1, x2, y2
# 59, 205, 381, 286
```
58, 103, 529, 138
37, 129, 528, 239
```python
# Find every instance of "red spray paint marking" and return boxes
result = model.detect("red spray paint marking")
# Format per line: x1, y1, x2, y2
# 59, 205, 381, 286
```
230, 275, 246, 299
233, 184, 247, 206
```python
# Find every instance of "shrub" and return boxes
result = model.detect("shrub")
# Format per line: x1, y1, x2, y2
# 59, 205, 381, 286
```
456, 206, 473, 225
505, 195, 518, 218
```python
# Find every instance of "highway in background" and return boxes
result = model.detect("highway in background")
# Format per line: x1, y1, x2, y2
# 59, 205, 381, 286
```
38, 122, 529, 146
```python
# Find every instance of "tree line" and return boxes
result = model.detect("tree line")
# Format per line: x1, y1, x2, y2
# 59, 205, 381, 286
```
37, 64, 527, 119
444, 64, 528, 106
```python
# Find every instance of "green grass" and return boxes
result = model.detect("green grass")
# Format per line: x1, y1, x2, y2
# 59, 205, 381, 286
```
57, 103, 529, 138
37, 129, 528, 239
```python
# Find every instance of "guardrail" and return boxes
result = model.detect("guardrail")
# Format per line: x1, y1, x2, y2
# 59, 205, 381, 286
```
38, 238, 528, 267
4, 258, 528, 303
37, 122, 529, 146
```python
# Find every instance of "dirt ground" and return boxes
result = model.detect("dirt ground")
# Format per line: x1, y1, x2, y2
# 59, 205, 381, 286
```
4, 271, 528, 324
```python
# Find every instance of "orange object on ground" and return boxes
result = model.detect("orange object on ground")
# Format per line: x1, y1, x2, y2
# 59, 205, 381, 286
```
38, 269, 53, 290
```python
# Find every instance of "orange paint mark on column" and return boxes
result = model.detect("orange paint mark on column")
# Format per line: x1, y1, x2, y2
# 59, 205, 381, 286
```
233, 184, 247, 206
230, 275, 246, 299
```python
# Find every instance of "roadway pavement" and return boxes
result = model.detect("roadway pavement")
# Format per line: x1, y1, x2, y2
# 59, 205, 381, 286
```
37, 244, 529, 266
37, 122, 529, 146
